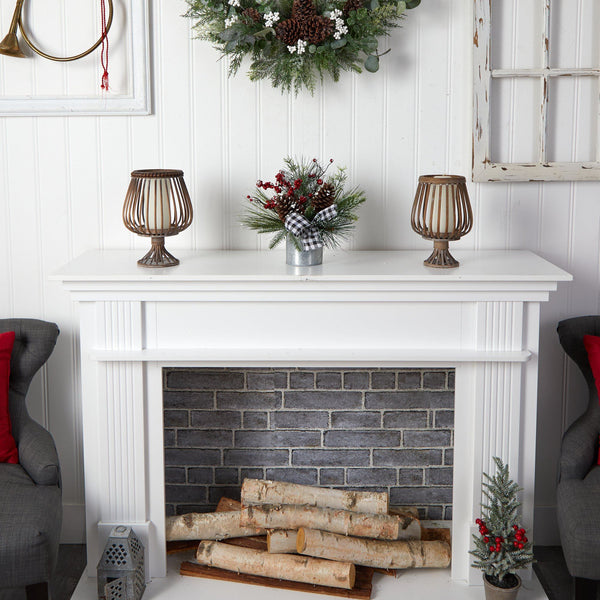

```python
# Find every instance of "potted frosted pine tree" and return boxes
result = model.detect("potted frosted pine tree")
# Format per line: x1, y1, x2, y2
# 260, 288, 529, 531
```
470, 457, 534, 600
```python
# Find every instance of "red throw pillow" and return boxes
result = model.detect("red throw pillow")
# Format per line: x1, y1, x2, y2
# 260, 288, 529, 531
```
0, 331, 18, 463
583, 334, 600, 465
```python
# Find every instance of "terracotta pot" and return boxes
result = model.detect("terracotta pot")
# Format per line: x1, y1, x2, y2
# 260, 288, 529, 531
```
483, 574, 521, 600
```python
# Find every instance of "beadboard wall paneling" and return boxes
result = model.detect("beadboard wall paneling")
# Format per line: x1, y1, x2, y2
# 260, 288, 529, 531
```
0, 0, 593, 545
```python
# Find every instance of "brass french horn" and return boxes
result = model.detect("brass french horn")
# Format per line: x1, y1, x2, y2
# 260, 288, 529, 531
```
0, 0, 113, 61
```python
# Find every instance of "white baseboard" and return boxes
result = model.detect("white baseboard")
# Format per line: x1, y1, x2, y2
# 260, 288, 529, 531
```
61, 503, 86, 543
534, 505, 560, 545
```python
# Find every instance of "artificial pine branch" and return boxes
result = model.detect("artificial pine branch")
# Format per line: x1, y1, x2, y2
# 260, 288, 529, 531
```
241, 157, 365, 248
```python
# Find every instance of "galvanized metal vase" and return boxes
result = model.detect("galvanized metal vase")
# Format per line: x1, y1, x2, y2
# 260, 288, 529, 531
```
286, 236, 323, 266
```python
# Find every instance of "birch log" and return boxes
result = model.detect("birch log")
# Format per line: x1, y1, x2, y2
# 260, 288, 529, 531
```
196, 541, 356, 589
296, 528, 451, 569
267, 530, 298, 554
240, 505, 420, 540
165, 511, 264, 541
241, 478, 388, 514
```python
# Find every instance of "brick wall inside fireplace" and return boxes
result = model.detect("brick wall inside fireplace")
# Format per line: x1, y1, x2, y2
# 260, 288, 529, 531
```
163, 368, 454, 520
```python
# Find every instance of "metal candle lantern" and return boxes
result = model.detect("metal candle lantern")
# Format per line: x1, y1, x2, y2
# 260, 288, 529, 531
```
97, 526, 145, 600
123, 169, 193, 268
410, 174, 473, 268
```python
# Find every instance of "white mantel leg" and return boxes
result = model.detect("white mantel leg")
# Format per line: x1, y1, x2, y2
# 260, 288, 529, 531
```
452, 301, 540, 584
79, 301, 161, 580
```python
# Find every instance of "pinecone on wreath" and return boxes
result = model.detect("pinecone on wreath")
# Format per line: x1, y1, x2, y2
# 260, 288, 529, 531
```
276, 20, 303, 45
302, 18, 334, 45
242, 7, 262, 22
276, 0, 334, 46
292, 0, 317, 20
342, 0, 364, 17
312, 182, 336, 212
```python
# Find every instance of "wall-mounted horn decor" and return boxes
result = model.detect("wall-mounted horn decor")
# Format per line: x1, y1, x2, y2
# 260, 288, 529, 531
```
0, 0, 113, 61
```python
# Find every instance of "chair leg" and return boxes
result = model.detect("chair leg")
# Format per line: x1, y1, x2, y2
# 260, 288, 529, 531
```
25, 582, 49, 600
572, 577, 599, 600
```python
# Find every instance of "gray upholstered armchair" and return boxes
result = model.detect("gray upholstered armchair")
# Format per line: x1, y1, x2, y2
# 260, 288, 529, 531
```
0, 319, 62, 600
557, 316, 600, 600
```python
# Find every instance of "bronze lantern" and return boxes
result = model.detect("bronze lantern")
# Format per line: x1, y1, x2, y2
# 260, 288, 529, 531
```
410, 174, 473, 268
123, 169, 193, 268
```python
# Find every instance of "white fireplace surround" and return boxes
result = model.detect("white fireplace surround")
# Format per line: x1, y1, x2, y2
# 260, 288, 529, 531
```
54, 249, 570, 587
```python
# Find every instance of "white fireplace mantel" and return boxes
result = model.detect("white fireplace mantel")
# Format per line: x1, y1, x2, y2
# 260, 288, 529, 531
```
53, 249, 570, 588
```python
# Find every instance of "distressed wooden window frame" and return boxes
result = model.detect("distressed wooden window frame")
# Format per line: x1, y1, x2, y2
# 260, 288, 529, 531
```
0, 0, 151, 116
473, 0, 600, 182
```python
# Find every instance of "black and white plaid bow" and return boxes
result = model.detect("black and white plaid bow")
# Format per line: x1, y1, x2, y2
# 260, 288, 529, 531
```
284, 205, 338, 251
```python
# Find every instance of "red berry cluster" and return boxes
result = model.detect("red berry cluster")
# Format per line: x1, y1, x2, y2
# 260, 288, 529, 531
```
247, 158, 335, 218
512, 524, 528, 549
256, 173, 314, 212
475, 519, 528, 554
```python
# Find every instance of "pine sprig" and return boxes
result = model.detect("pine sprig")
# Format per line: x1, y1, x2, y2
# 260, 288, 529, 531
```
240, 157, 366, 248
470, 457, 534, 586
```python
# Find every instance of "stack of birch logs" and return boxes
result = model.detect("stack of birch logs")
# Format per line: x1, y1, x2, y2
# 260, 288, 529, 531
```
166, 479, 451, 591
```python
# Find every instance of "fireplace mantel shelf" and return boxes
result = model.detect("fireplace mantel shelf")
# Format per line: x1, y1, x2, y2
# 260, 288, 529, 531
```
56, 249, 570, 285
88, 347, 532, 363
55, 249, 570, 590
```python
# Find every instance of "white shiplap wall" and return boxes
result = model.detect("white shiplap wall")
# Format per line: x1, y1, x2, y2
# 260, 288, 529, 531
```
0, 0, 595, 544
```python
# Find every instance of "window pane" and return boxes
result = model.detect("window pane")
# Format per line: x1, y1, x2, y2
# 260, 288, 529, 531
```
490, 77, 540, 164
491, 0, 543, 70
546, 76, 598, 163
549, 0, 600, 69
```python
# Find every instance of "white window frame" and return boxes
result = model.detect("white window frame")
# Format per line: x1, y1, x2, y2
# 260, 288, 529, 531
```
473, 0, 600, 181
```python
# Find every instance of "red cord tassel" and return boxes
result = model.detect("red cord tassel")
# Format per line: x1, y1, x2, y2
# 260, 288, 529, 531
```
100, 0, 109, 90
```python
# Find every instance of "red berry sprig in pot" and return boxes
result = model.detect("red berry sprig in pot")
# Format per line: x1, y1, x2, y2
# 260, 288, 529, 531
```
469, 457, 534, 588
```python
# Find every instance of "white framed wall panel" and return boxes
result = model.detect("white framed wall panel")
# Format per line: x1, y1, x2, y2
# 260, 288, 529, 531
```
0, 0, 150, 115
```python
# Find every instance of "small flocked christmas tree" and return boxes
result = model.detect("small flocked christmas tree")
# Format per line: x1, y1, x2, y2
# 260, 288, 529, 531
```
470, 457, 534, 589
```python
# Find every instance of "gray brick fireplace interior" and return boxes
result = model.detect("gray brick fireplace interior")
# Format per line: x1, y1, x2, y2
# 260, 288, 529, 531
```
163, 367, 455, 520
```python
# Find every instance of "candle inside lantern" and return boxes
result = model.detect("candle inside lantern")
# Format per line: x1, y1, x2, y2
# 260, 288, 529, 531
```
145, 178, 171, 233
426, 184, 455, 235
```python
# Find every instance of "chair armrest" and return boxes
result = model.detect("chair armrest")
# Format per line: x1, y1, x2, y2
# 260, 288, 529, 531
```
18, 418, 60, 486
559, 413, 598, 481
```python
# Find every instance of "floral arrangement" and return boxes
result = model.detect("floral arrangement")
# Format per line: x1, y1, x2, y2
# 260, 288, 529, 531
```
470, 457, 534, 589
241, 157, 366, 250
185, 0, 420, 93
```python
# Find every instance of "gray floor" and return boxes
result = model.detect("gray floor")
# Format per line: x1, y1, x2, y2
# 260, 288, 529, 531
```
51, 545, 86, 600
52, 544, 570, 600
532, 547, 572, 600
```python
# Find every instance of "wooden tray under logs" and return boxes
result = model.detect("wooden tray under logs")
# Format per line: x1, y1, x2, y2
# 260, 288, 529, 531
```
180, 560, 375, 600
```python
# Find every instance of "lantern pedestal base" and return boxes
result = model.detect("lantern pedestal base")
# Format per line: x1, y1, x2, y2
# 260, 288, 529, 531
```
138, 236, 179, 268
424, 240, 459, 269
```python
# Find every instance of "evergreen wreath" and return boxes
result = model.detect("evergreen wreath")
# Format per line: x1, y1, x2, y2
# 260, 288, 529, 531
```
470, 457, 534, 589
185, 0, 420, 93
241, 156, 366, 249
